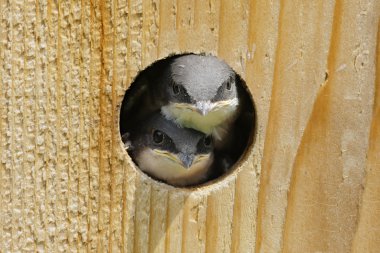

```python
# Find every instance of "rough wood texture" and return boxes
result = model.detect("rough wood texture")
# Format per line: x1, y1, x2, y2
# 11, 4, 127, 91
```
0, 0, 378, 252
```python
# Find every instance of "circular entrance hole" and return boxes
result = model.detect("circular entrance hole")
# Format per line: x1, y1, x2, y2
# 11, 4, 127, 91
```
120, 53, 256, 188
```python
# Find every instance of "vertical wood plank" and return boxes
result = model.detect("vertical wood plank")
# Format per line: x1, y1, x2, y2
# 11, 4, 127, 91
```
110, 0, 130, 252
255, 1, 336, 252
23, 0, 37, 250
56, 0, 72, 251
282, 0, 378, 252
126, 0, 143, 82
67, 0, 82, 251
10, 0, 26, 251
148, 185, 168, 253
217, 0, 249, 75
122, 162, 137, 253
0, 0, 4, 244
35, 1, 49, 251
176, 0, 220, 54
352, 16, 380, 251
46, 0, 60, 251
77, 0, 91, 251
123, 1, 144, 252
121, 0, 136, 251
176, 0, 195, 51
98, 0, 114, 251
205, 185, 235, 253
133, 177, 152, 253
157, 0, 178, 57
165, 192, 185, 253
230, 156, 257, 253
181, 193, 207, 253
142, 0, 160, 66
0, 0, 13, 251
88, 1, 102, 251
0, 0, 3, 248
192, 0, 220, 53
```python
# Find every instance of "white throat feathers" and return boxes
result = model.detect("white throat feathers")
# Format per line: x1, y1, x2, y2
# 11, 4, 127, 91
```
161, 98, 239, 139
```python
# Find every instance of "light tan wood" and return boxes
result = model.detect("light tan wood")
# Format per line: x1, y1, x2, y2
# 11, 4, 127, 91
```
0, 0, 378, 252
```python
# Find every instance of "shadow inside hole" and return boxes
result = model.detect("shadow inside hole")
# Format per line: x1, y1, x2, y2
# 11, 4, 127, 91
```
120, 53, 256, 188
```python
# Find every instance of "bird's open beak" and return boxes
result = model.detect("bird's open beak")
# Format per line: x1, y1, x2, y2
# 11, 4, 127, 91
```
178, 153, 194, 168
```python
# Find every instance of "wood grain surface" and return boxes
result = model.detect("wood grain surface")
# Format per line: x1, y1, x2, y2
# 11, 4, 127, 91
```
0, 0, 378, 252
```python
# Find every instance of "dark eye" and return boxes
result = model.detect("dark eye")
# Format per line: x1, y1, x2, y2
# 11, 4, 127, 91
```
226, 81, 232, 90
172, 83, 180, 95
153, 130, 164, 144
203, 136, 212, 147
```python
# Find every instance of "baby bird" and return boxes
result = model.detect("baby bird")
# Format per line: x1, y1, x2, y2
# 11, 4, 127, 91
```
160, 54, 241, 139
126, 112, 214, 187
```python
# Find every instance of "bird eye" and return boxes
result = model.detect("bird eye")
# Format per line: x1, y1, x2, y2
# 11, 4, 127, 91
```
226, 81, 232, 90
172, 83, 180, 95
203, 136, 212, 147
152, 130, 164, 144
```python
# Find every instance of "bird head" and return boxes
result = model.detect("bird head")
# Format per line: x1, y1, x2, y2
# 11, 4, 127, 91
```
129, 112, 214, 186
159, 54, 240, 134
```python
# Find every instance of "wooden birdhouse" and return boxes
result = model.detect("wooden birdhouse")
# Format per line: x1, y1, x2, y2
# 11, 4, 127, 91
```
0, 0, 378, 252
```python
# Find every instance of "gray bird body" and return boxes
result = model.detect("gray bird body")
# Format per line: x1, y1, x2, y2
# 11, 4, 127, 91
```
127, 112, 214, 187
